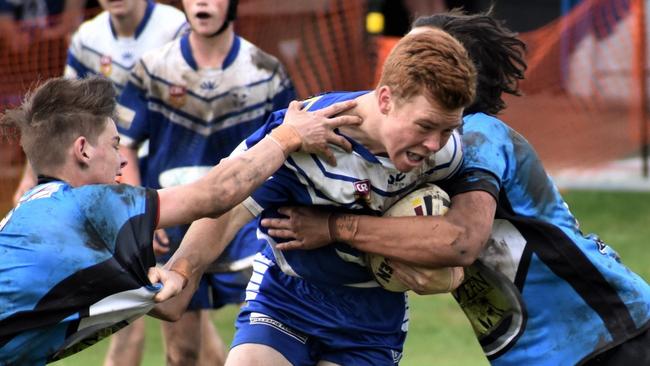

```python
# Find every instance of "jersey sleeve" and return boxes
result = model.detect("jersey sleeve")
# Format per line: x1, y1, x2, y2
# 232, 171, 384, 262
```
444, 113, 508, 199
73, 184, 159, 285
115, 60, 151, 148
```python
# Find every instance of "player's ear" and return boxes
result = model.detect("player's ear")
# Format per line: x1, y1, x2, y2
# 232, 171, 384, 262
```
72, 136, 91, 166
377, 85, 392, 115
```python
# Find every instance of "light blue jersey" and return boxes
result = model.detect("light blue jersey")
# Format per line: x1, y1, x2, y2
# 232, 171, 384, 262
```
115, 31, 295, 306
447, 112, 650, 365
232, 91, 463, 364
0, 181, 160, 365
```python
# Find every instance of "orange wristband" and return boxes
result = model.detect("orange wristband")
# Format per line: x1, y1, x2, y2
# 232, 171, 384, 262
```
169, 258, 192, 289
269, 124, 301, 155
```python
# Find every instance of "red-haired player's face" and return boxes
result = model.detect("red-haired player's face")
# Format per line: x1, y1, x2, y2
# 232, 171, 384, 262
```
379, 92, 462, 173
183, 0, 230, 37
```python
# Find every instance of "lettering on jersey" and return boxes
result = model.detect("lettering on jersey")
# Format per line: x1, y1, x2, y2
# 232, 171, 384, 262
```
452, 264, 517, 340
49, 320, 129, 362
249, 312, 308, 344
391, 349, 403, 363
353, 179, 372, 206
168, 85, 187, 108
387, 172, 406, 186
100, 55, 112, 76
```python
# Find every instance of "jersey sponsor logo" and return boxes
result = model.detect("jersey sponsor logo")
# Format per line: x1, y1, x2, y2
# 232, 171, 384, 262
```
168, 85, 187, 108
387, 172, 406, 185
353, 179, 372, 206
121, 51, 134, 62
391, 349, 403, 364
100, 55, 112, 76
200, 80, 217, 90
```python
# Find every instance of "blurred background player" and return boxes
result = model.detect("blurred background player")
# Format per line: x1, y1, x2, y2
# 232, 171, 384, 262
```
260, 9, 650, 366
0, 75, 358, 365
0, 0, 86, 53
115, 0, 296, 364
11, 0, 187, 207
158, 29, 475, 365
8, 1, 187, 364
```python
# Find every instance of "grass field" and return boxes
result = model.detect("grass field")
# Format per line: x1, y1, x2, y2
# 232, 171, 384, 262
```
45, 190, 650, 365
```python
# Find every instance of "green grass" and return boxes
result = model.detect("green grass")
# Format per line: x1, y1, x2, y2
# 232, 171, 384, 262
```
51, 190, 650, 366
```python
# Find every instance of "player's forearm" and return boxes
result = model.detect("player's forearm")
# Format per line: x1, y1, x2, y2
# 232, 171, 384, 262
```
333, 191, 495, 267
187, 126, 299, 221
332, 215, 468, 267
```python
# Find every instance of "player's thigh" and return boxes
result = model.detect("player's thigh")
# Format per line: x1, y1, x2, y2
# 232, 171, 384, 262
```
316, 361, 341, 366
225, 344, 292, 366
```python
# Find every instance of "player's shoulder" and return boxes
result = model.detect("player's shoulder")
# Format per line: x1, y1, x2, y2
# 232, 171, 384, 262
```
303, 91, 368, 112
238, 37, 281, 68
150, 2, 187, 30
71, 11, 111, 44
462, 112, 510, 135
138, 37, 181, 69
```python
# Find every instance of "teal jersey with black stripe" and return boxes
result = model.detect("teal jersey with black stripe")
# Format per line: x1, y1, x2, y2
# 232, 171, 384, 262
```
447, 112, 650, 365
0, 182, 159, 365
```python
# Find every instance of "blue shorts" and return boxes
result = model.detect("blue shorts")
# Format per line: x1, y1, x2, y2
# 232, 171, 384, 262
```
187, 268, 252, 310
232, 254, 408, 365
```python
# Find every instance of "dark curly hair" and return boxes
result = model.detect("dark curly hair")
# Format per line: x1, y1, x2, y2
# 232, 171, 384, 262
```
412, 9, 527, 115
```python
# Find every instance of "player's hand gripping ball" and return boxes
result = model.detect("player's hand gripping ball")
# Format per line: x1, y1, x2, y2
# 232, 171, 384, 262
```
368, 184, 464, 293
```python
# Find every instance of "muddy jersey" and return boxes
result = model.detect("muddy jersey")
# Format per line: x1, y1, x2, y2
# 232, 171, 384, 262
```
0, 182, 159, 365
446, 112, 650, 366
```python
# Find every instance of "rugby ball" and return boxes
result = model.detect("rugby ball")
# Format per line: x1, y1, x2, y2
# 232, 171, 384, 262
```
368, 183, 464, 293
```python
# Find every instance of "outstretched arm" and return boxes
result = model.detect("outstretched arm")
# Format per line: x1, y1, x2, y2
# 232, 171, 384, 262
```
156, 99, 361, 229
262, 190, 496, 268
151, 204, 253, 319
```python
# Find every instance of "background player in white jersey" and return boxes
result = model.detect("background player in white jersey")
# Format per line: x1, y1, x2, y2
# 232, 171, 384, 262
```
11, 0, 186, 210
116, 0, 296, 364
0, 75, 359, 366
153, 30, 476, 365
9, 1, 188, 364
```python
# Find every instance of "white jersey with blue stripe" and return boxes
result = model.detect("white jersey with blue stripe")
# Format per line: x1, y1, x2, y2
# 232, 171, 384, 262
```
64, 0, 187, 93
238, 91, 463, 287
115, 32, 295, 266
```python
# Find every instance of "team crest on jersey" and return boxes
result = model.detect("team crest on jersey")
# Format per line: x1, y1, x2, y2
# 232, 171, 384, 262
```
100, 55, 112, 76
353, 179, 372, 206
168, 85, 187, 108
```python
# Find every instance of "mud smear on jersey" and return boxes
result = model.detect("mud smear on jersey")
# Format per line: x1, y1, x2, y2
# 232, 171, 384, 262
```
83, 219, 106, 251
252, 49, 277, 72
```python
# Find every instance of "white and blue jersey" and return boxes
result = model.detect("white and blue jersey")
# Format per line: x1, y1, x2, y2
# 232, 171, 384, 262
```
445, 112, 650, 366
0, 181, 160, 365
232, 91, 463, 363
240, 91, 463, 287
115, 32, 295, 287
64, 0, 187, 94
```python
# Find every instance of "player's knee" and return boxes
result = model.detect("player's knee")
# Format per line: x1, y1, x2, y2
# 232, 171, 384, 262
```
167, 342, 200, 366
